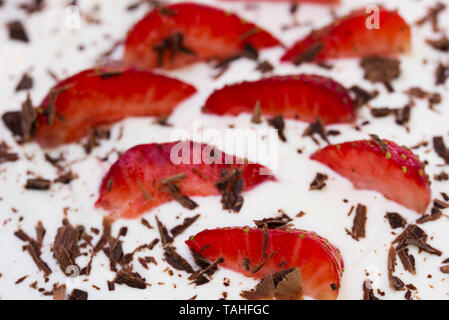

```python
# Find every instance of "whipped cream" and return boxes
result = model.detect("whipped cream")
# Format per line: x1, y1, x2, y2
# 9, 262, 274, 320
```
0, 0, 448, 300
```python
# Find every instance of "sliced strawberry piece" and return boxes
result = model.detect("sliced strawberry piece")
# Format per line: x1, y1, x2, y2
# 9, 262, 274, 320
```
95, 141, 274, 219
186, 227, 344, 300
123, 2, 281, 70
311, 137, 431, 213
203, 75, 355, 125
281, 8, 411, 63
34, 67, 196, 148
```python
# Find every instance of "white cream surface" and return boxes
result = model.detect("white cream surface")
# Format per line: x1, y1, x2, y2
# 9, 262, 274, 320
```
0, 0, 449, 300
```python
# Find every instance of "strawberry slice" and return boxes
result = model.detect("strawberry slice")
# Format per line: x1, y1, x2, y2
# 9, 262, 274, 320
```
203, 75, 355, 125
311, 136, 431, 213
186, 227, 344, 300
281, 8, 411, 63
95, 141, 274, 219
34, 67, 196, 148
123, 2, 281, 70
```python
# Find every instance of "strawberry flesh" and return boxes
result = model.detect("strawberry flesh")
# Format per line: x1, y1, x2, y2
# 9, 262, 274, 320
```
95, 141, 274, 219
34, 68, 196, 148
311, 138, 431, 213
186, 227, 344, 300
123, 2, 281, 70
203, 75, 355, 125
281, 8, 411, 63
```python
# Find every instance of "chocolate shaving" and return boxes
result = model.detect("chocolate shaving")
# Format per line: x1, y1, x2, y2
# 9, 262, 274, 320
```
434, 171, 449, 181
255, 60, 274, 74
93, 217, 112, 253
440, 265, 449, 274
191, 250, 216, 276
360, 56, 400, 91
170, 214, 200, 238
416, 209, 442, 224
397, 248, 416, 275
309, 172, 328, 190
114, 267, 146, 289
433, 136, 449, 164
385, 212, 407, 229
189, 256, 224, 285
251, 100, 262, 124
253, 213, 292, 229
268, 114, 287, 142
25, 178, 51, 190
349, 85, 378, 108
54, 171, 76, 184
346, 204, 367, 241
164, 245, 194, 273
52, 284, 66, 300
153, 32, 196, 67
7, 20, 29, 42
241, 267, 303, 300
426, 36, 449, 52
15, 73, 33, 91
68, 289, 88, 300
15, 223, 51, 276
141, 218, 153, 230
83, 127, 111, 154
362, 280, 380, 300
0, 143, 18, 164
53, 220, 83, 275
435, 63, 449, 85
156, 216, 173, 246
167, 183, 198, 210
302, 118, 329, 144
416, 2, 446, 32
292, 42, 323, 66
216, 169, 244, 212
388, 246, 405, 291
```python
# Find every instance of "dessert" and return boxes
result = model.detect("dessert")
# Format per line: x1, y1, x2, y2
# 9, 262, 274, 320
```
0, 0, 448, 301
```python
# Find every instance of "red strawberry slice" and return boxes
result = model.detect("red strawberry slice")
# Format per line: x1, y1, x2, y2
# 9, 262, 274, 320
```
95, 141, 274, 219
123, 2, 281, 70
311, 137, 431, 213
34, 67, 196, 148
281, 8, 411, 63
186, 227, 344, 300
203, 75, 355, 125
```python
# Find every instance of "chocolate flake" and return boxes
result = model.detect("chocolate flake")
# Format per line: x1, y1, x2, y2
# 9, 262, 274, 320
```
302, 118, 329, 144
397, 248, 416, 275
167, 183, 198, 210
114, 267, 147, 289
362, 280, 379, 300
309, 172, 328, 191
385, 212, 407, 229
15, 224, 52, 276
426, 36, 449, 52
25, 178, 51, 190
433, 136, 449, 164
170, 214, 200, 238
416, 2, 446, 32
68, 289, 88, 300
251, 100, 262, 124
7, 20, 29, 42
0, 142, 19, 164
241, 267, 303, 300
268, 114, 287, 142
346, 204, 367, 241
255, 60, 274, 74
189, 256, 224, 285
292, 42, 323, 66
349, 85, 378, 108
253, 213, 292, 229
388, 246, 404, 291
360, 56, 400, 91
15, 73, 33, 91
53, 220, 83, 275
440, 265, 449, 274
156, 216, 173, 246
153, 32, 196, 67
216, 169, 244, 212
164, 245, 194, 273
141, 218, 153, 230
435, 63, 449, 85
